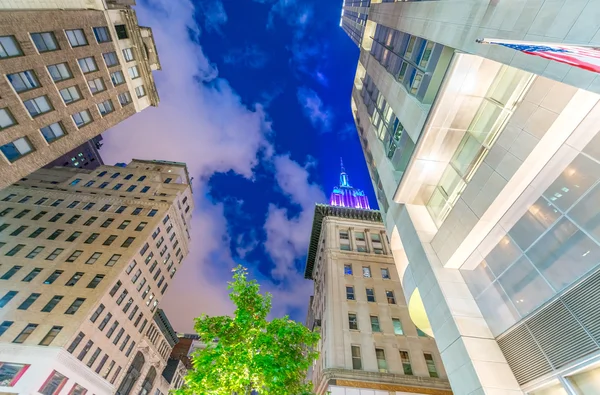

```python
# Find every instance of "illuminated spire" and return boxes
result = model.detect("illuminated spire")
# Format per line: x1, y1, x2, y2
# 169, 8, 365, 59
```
329, 158, 370, 210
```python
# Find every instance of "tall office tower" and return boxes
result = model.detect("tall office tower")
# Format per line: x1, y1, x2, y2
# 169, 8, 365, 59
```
339, 0, 371, 48
44, 135, 105, 170
0, 0, 161, 189
346, 1, 600, 394
304, 175, 452, 395
330, 160, 371, 210
0, 159, 193, 394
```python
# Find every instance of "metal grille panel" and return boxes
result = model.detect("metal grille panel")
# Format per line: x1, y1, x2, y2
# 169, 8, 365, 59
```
563, 270, 600, 344
498, 325, 551, 385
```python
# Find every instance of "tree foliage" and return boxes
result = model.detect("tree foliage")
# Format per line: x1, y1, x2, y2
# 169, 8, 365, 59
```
175, 265, 320, 395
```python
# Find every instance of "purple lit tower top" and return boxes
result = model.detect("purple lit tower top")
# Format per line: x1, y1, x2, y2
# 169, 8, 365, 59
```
329, 159, 371, 210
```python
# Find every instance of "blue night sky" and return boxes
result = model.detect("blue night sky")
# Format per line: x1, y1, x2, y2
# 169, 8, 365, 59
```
102, 0, 377, 331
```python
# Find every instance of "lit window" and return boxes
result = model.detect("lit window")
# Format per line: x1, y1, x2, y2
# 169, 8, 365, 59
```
72, 110, 93, 128
0, 35, 23, 57
78, 56, 98, 73
0, 137, 34, 162
7, 70, 39, 92
59, 86, 81, 104
40, 122, 65, 143
93, 26, 111, 43
47, 62, 71, 81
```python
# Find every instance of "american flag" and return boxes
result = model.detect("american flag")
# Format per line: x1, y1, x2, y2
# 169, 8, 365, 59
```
476, 38, 600, 73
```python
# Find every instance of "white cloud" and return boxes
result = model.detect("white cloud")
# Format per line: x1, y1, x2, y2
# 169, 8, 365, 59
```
223, 44, 269, 69
264, 155, 326, 280
200, 0, 228, 33
296, 86, 333, 133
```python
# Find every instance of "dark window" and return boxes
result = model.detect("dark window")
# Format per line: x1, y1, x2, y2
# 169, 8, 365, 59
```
65, 272, 84, 286
41, 295, 63, 312
67, 331, 85, 353
0, 291, 18, 307
22, 268, 42, 282
17, 293, 40, 310
13, 323, 37, 343
90, 304, 105, 322
65, 297, 85, 314
44, 270, 63, 284
1, 265, 22, 279
87, 274, 105, 289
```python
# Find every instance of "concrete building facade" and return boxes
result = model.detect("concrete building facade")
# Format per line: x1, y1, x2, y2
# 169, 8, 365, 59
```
0, 0, 160, 188
0, 159, 193, 394
344, 1, 600, 394
305, 204, 452, 395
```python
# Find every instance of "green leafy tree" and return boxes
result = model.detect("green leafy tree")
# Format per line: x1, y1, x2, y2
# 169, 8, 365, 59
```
175, 265, 320, 395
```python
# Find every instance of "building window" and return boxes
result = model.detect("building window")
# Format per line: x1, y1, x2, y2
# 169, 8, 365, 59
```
65, 272, 83, 286
24, 95, 52, 117
386, 290, 396, 304
106, 254, 121, 266
141, 186, 150, 193
44, 270, 63, 285
13, 323, 37, 343
98, 99, 114, 116
348, 313, 358, 330
66, 231, 82, 242
87, 275, 105, 289
1, 265, 22, 279
0, 361, 28, 386
116, 205, 127, 213
400, 350, 413, 375
340, 244, 351, 251
59, 86, 81, 104
51, 199, 63, 207
46, 248, 64, 261
115, 25, 128, 39
42, 296, 63, 312
126, 185, 136, 192
88, 77, 105, 94
366, 288, 375, 302
0, 291, 17, 307
10, 225, 27, 237
87, 347, 101, 368
344, 264, 352, 275
69, 383, 88, 395
355, 231, 365, 241
392, 318, 404, 335
110, 70, 125, 86
66, 214, 81, 224
78, 56, 98, 73
22, 268, 42, 282
103, 51, 119, 67
106, 320, 119, 338
84, 181, 95, 187
77, 340, 94, 361
123, 47, 134, 61
128, 66, 140, 79
140, 243, 149, 255
17, 293, 40, 310
14, 209, 30, 219
381, 268, 390, 279
39, 326, 62, 346
99, 182, 109, 189
375, 348, 387, 372
340, 231, 349, 240
148, 209, 158, 217
66, 29, 88, 47
90, 304, 105, 322
7, 70, 39, 92
112, 183, 123, 190
351, 346, 362, 370
424, 353, 438, 378
346, 286, 355, 300
103, 235, 117, 246
135, 85, 146, 98
47, 62, 72, 82
0, 108, 16, 131
118, 91, 132, 106
121, 237, 135, 248
72, 110, 93, 128
93, 26, 111, 43
48, 213, 63, 222
357, 245, 367, 253
118, 220, 131, 230
1, 137, 34, 162
1, 35, 23, 57
362, 266, 371, 277
67, 332, 85, 353
370, 316, 381, 332
65, 298, 85, 315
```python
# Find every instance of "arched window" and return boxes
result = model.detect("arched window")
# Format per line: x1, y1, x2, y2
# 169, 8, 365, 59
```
116, 351, 145, 395
138, 366, 157, 395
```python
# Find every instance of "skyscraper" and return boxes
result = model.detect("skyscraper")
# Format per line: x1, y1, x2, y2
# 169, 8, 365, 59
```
339, 0, 371, 48
44, 135, 105, 170
345, 1, 600, 394
0, 0, 160, 188
304, 204, 451, 395
0, 159, 192, 394
329, 159, 371, 210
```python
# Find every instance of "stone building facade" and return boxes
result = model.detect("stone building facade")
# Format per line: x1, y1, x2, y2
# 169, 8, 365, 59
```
0, 0, 160, 188
0, 159, 192, 394
305, 204, 452, 395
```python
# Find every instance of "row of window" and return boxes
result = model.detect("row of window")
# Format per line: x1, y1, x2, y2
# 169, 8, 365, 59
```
69, 330, 125, 382
0, 290, 86, 315
0, 208, 149, 230
339, 230, 383, 243
0, 264, 105, 287
344, 264, 391, 279
71, 178, 151, 193
0, 363, 91, 395
346, 286, 396, 304
350, 345, 439, 378
347, 312, 429, 337
0, 242, 122, 265
146, 324, 172, 361
1, 193, 160, 217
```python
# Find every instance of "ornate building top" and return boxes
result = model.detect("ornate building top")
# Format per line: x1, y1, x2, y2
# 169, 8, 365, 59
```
329, 159, 371, 210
